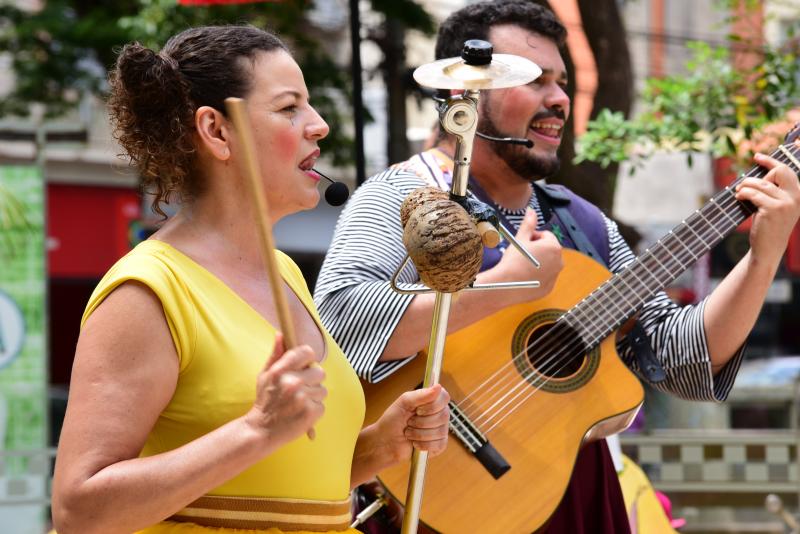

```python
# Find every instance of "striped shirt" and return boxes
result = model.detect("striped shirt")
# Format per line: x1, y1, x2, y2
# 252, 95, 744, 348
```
314, 155, 744, 401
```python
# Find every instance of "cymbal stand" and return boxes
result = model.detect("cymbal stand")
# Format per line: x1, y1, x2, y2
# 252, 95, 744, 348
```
398, 88, 540, 533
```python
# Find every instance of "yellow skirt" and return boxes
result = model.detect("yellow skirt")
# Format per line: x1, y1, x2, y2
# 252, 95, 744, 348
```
50, 495, 358, 533
55, 525, 360, 534
138, 523, 360, 534
138, 494, 358, 534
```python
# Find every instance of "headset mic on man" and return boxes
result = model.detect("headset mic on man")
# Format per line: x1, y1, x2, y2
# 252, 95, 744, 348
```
476, 130, 534, 148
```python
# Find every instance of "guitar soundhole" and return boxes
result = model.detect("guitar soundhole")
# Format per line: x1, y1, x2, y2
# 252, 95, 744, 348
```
526, 322, 587, 379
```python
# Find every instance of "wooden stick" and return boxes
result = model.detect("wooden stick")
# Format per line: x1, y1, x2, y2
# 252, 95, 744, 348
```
224, 97, 298, 348
225, 97, 319, 441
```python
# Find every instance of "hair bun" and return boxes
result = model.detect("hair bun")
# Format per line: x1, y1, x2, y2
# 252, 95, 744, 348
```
116, 43, 181, 95
108, 41, 195, 214
113, 41, 191, 133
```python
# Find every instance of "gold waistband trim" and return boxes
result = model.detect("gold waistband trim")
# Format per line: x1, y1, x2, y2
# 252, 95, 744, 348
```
169, 494, 352, 531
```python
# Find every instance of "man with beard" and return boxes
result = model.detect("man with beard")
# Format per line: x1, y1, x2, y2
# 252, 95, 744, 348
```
314, 1, 800, 531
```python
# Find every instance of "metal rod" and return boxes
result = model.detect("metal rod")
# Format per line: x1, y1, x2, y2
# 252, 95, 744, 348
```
448, 91, 480, 197
390, 248, 541, 295
393, 280, 541, 295
349, 0, 366, 185
498, 222, 541, 268
400, 89, 480, 534
400, 292, 452, 534
350, 494, 387, 528
465, 281, 541, 291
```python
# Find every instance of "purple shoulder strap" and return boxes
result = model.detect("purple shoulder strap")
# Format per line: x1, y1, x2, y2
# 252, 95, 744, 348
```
534, 183, 610, 267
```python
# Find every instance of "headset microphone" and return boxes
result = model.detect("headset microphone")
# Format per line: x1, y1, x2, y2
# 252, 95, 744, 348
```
476, 131, 533, 148
313, 169, 350, 207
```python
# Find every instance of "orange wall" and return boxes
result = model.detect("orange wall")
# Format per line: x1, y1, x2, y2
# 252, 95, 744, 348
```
550, 0, 596, 135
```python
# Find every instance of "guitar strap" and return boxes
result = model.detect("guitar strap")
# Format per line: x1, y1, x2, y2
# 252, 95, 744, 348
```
534, 183, 666, 384
532, 183, 605, 265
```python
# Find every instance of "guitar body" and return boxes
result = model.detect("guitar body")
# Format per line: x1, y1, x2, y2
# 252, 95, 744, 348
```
362, 249, 644, 533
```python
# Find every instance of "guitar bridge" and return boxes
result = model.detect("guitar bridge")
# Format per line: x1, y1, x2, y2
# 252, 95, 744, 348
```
449, 400, 510, 479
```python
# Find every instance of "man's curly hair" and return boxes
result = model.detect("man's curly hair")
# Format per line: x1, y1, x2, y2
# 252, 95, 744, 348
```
435, 0, 566, 60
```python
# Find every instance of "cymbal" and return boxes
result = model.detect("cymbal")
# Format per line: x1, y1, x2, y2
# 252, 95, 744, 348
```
413, 54, 542, 90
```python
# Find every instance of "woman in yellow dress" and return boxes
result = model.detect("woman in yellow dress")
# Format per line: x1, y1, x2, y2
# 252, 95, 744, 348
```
51, 25, 449, 534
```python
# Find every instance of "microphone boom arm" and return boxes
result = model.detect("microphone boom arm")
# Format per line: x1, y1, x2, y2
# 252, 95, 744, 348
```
476, 130, 533, 148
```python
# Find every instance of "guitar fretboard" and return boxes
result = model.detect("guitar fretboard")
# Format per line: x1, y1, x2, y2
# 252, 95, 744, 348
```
561, 141, 800, 348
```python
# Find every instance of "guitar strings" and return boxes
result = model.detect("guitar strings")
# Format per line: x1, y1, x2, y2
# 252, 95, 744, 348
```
458, 194, 741, 429
457, 171, 759, 425
506, 150, 800, 411
472, 179, 752, 432
454, 147, 797, 434
471, 151, 793, 433
464, 148, 788, 420
472, 204, 736, 430
457, 144, 794, 427
473, 169, 763, 432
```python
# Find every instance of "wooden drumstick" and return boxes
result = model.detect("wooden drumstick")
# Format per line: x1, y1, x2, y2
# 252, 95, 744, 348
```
476, 221, 500, 248
224, 97, 314, 440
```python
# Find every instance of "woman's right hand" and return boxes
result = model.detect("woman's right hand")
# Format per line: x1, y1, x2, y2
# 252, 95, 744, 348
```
244, 333, 327, 446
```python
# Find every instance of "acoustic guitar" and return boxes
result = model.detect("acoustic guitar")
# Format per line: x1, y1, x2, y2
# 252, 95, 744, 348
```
361, 128, 800, 533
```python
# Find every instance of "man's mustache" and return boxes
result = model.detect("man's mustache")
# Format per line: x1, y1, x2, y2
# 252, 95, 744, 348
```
531, 108, 566, 122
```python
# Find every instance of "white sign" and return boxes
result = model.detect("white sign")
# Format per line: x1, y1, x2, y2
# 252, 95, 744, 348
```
0, 290, 24, 369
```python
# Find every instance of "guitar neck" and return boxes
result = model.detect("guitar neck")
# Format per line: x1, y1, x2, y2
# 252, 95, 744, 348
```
563, 141, 800, 346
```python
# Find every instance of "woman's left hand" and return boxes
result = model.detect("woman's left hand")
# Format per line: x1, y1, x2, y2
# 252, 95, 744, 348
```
376, 384, 450, 462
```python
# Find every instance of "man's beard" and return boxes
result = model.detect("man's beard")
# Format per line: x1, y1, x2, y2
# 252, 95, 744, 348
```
477, 101, 561, 180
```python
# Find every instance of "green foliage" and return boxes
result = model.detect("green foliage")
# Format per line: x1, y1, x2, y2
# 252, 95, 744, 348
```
0, 0, 353, 165
0, 0, 436, 169
576, 30, 800, 171
120, 0, 357, 166
0, 1, 139, 117
368, 0, 435, 35
574, 108, 663, 170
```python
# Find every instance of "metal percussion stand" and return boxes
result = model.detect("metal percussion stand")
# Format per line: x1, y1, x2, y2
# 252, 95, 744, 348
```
396, 50, 543, 532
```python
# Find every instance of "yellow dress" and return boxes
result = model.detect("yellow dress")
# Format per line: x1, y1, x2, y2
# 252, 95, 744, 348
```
83, 240, 365, 533
617, 455, 680, 534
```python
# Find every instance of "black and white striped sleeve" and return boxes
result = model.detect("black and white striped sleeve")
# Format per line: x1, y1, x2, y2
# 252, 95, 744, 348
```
604, 215, 745, 402
314, 170, 429, 383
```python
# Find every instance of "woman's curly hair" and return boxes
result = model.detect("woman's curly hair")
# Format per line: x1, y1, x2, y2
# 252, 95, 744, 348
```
107, 25, 287, 217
